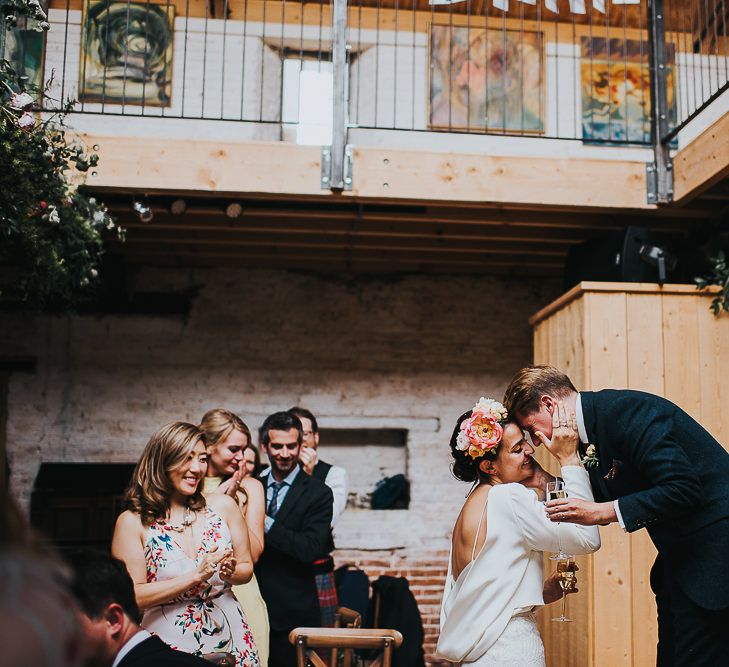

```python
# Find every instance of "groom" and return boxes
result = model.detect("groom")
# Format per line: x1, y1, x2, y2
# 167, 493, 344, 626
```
504, 365, 729, 667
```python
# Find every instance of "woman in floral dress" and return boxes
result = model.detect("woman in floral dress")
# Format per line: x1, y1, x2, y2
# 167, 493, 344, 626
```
112, 421, 260, 667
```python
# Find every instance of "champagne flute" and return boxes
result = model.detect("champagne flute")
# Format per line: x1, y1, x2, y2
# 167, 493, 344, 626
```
546, 480, 574, 561
552, 557, 576, 622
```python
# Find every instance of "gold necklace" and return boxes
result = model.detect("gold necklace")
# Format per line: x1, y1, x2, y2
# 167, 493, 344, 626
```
166, 506, 195, 533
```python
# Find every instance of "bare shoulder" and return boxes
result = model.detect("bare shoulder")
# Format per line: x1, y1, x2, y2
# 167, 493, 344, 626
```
206, 492, 238, 517
114, 509, 144, 538
240, 476, 264, 498
116, 509, 142, 528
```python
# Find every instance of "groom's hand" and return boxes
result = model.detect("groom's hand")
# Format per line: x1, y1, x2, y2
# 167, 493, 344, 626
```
546, 498, 617, 526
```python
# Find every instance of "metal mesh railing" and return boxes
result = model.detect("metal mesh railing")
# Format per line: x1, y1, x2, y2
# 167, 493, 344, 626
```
1, 0, 726, 147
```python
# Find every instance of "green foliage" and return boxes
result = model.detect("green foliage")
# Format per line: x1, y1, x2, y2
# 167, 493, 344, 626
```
695, 250, 729, 316
0, 16, 122, 310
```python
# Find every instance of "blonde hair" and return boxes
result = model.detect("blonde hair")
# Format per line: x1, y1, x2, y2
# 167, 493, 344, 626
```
199, 408, 252, 450
124, 422, 206, 526
503, 365, 577, 417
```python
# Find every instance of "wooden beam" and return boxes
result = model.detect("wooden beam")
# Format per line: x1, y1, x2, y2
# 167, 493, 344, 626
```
84, 135, 654, 209
673, 110, 729, 204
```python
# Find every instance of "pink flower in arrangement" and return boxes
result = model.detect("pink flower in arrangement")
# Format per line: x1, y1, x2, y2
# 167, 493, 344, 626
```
464, 412, 503, 450
9, 92, 33, 110
456, 398, 508, 460
17, 112, 36, 130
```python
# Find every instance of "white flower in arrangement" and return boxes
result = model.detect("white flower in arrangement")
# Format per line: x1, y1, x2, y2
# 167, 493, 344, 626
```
89, 268, 98, 278
92, 210, 107, 226
17, 111, 36, 129
47, 207, 60, 224
9, 92, 33, 110
455, 431, 470, 451
472, 397, 508, 421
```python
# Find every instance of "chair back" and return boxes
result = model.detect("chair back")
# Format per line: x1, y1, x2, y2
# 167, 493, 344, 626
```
289, 626, 403, 667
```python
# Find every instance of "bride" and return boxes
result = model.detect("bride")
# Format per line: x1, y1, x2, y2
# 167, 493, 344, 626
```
436, 398, 601, 666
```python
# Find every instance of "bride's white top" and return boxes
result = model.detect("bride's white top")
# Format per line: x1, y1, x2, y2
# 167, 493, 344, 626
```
436, 466, 601, 663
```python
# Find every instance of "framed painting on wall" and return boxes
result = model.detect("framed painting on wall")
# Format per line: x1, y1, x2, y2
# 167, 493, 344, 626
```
429, 24, 545, 133
79, 0, 174, 106
3, 22, 46, 103
581, 37, 676, 144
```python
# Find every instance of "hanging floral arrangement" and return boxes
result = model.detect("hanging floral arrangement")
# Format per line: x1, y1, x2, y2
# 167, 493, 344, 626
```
0, 4, 123, 310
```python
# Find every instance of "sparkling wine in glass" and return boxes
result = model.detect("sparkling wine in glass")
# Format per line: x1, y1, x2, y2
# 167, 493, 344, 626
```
552, 558, 577, 622
546, 480, 574, 561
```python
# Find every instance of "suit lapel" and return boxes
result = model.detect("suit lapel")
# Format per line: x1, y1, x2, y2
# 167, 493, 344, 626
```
579, 391, 613, 502
271, 470, 307, 525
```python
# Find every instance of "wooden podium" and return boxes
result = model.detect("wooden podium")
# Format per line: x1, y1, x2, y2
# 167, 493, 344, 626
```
528, 282, 729, 667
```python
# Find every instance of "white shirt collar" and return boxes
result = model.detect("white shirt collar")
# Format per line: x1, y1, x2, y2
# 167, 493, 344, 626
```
112, 629, 151, 667
575, 393, 588, 444
268, 464, 300, 488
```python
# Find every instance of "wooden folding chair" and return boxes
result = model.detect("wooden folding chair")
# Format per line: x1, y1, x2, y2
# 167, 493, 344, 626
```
331, 606, 362, 667
288, 627, 403, 667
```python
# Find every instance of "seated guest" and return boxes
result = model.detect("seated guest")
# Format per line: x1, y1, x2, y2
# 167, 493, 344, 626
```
255, 412, 333, 667
200, 408, 270, 665
112, 422, 260, 667
66, 550, 209, 667
288, 407, 349, 626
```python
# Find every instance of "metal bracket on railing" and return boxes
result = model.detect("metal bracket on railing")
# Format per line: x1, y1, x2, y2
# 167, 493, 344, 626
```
646, 0, 673, 205
321, 147, 332, 189
646, 161, 673, 205
321, 144, 353, 191
343, 144, 353, 191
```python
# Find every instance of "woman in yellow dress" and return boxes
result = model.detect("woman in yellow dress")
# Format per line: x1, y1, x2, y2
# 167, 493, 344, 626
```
200, 409, 269, 666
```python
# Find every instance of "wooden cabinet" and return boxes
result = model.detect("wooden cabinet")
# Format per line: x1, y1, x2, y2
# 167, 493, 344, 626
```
529, 282, 729, 667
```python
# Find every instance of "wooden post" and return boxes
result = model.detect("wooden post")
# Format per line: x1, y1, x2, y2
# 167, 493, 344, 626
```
530, 282, 729, 666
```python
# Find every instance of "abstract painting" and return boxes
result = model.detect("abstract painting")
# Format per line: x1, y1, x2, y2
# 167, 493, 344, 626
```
80, 0, 174, 106
429, 24, 545, 133
581, 37, 676, 144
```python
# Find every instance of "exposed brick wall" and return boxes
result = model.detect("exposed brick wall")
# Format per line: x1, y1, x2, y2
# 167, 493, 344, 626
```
2, 267, 559, 662
334, 548, 450, 667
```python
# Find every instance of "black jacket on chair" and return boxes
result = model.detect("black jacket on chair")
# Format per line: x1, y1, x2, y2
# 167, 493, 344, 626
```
117, 635, 210, 667
255, 469, 334, 631
580, 389, 729, 610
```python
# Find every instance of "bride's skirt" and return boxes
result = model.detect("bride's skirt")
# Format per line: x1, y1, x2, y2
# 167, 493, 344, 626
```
463, 611, 545, 666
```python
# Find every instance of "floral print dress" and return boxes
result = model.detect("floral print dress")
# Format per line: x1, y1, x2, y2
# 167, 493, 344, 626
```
142, 507, 260, 667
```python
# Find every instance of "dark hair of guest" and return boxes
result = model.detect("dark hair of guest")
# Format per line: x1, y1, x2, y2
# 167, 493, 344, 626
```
66, 549, 143, 625
246, 443, 264, 477
259, 411, 303, 446
288, 406, 318, 433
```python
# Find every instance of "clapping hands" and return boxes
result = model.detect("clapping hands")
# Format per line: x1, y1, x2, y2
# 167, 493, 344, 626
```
196, 546, 236, 583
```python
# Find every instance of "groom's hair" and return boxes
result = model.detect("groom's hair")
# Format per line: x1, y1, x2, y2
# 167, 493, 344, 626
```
503, 365, 577, 416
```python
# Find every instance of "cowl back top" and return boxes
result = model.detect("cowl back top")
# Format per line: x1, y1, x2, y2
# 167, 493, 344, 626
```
436, 467, 600, 663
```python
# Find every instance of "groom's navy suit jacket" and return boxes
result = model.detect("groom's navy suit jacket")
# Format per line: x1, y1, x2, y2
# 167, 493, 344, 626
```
580, 390, 729, 610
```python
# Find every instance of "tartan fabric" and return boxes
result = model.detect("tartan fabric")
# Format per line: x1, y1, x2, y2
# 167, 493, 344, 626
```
315, 571, 339, 627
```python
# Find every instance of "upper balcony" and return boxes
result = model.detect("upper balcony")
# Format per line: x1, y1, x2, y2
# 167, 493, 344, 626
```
5, 0, 729, 274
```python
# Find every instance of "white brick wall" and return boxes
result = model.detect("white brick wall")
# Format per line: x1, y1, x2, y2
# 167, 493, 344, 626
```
3, 267, 559, 553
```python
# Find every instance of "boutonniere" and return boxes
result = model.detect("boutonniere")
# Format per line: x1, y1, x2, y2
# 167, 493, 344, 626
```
581, 444, 599, 470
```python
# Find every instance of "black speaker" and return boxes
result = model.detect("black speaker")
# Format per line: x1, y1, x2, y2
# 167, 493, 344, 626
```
564, 226, 677, 291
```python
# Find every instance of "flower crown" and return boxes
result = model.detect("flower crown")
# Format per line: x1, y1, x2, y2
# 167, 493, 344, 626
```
455, 397, 509, 460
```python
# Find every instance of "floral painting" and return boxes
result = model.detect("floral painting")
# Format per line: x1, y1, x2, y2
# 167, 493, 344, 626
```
429, 25, 545, 133
79, 0, 174, 106
581, 37, 676, 144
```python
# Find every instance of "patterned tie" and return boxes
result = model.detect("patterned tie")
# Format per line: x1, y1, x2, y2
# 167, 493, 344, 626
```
267, 481, 284, 518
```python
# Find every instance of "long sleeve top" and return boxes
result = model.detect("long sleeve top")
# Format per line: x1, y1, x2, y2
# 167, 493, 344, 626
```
436, 466, 601, 663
